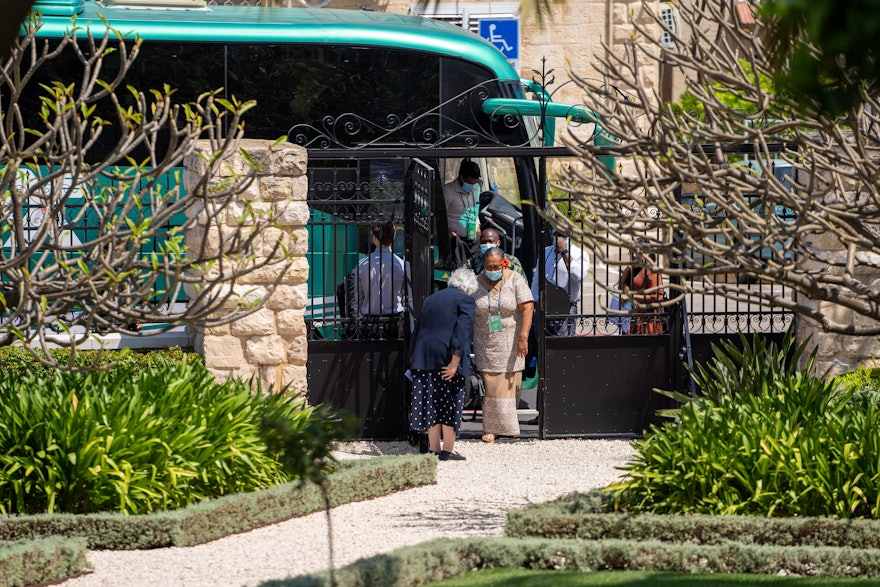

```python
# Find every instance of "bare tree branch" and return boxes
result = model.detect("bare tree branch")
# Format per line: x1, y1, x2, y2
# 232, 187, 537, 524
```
552, 0, 880, 335
0, 17, 293, 367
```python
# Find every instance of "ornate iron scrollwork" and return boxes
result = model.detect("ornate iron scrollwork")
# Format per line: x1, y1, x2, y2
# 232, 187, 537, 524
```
289, 80, 541, 150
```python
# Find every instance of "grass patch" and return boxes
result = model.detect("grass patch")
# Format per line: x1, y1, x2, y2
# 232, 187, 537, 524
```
427, 568, 880, 586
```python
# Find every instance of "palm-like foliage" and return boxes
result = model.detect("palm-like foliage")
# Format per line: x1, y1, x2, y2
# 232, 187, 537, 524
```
611, 335, 880, 519
0, 359, 351, 514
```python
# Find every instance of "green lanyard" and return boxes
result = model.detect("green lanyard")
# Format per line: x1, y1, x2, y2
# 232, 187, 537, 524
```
487, 277, 503, 333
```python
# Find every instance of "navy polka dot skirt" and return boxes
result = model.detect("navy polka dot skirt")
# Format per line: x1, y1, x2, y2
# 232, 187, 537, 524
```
409, 369, 466, 432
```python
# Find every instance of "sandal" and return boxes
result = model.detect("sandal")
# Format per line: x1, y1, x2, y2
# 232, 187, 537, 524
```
481, 434, 495, 443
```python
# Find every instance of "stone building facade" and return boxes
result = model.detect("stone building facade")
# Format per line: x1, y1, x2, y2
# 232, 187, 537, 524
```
185, 140, 311, 393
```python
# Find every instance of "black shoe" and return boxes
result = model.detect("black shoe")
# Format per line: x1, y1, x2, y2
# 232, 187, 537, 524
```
429, 450, 441, 457
439, 450, 466, 461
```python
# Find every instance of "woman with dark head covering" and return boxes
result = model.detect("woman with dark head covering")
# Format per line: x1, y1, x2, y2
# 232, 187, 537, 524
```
471, 246, 534, 443
409, 267, 478, 461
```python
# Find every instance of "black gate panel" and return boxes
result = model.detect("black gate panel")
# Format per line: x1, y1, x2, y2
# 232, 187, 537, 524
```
405, 159, 435, 319
543, 336, 671, 437
305, 158, 410, 439
307, 340, 407, 439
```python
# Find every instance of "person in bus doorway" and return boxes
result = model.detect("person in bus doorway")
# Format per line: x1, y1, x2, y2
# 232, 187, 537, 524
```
531, 228, 589, 337
619, 250, 665, 335
469, 227, 525, 279
353, 222, 405, 338
442, 160, 482, 269
408, 267, 477, 461
472, 247, 534, 443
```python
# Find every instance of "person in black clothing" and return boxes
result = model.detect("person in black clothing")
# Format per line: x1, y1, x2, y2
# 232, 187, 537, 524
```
408, 267, 477, 461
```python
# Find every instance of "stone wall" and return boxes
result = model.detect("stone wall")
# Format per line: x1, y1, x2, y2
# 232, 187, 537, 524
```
185, 140, 310, 393
797, 229, 880, 378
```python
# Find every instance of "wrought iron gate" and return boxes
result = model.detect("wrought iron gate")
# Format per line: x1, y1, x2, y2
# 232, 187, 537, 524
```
405, 160, 436, 321
304, 157, 434, 439
302, 154, 797, 440
295, 69, 797, 440
535, 200, 796, 438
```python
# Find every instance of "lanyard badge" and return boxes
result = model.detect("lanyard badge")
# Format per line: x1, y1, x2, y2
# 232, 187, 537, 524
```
487, 278, 503, 333
488, 313, 502, 333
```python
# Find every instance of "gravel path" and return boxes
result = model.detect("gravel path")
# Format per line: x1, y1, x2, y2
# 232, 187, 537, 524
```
59, 439, 635, 587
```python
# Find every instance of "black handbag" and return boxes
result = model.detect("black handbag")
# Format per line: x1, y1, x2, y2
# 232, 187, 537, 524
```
464, 354, 485, 420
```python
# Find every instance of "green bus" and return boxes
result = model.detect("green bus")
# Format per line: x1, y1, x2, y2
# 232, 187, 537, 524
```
21, 0, 562, 329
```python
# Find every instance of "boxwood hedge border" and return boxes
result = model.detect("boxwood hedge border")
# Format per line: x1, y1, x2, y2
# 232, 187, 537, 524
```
279, 485, 880, 587
0, 454, 436, 551
504, 489, 880, 549
277, 536, 880, 586
0, 537, 88, 587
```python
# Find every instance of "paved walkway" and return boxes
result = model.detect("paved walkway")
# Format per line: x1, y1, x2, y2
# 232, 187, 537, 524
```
59, 438, 635, 587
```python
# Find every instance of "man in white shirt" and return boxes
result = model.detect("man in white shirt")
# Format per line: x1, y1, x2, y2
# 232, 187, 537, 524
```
354, 223, 405, 318
530, 229, 589, 336
441, 159, 482, 268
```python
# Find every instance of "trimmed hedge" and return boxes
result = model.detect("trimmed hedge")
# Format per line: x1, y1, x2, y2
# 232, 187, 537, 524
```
0, 454, 436, 550
273, 537, 880, 586
504, 490, 880, 549
0, 536, 88, 587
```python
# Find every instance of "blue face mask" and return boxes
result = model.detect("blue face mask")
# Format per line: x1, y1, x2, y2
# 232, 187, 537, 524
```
484, 269, 503, 281
479, 243, 496, 254
461, 181, 479, 194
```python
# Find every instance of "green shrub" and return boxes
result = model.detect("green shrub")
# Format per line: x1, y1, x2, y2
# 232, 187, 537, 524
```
685, 330, 810, 404
0, 346, 200, 378
610, 333, 880, 518
0, 359, 349, 515
835, 364, 880, 397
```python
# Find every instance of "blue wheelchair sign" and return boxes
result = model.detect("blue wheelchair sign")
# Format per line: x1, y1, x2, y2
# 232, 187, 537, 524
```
479, 18, 519, 61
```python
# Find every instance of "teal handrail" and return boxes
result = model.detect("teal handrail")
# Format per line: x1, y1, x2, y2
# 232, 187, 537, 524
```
482, 95, 616, 171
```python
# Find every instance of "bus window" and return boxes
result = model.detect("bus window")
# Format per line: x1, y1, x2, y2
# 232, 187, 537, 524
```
227, 45, 439, 142
440, 58, 526, 146
442, 157, 522, 210
479, 158, 525, 256
485, 158, 521, 207
435, 157, 526, 262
